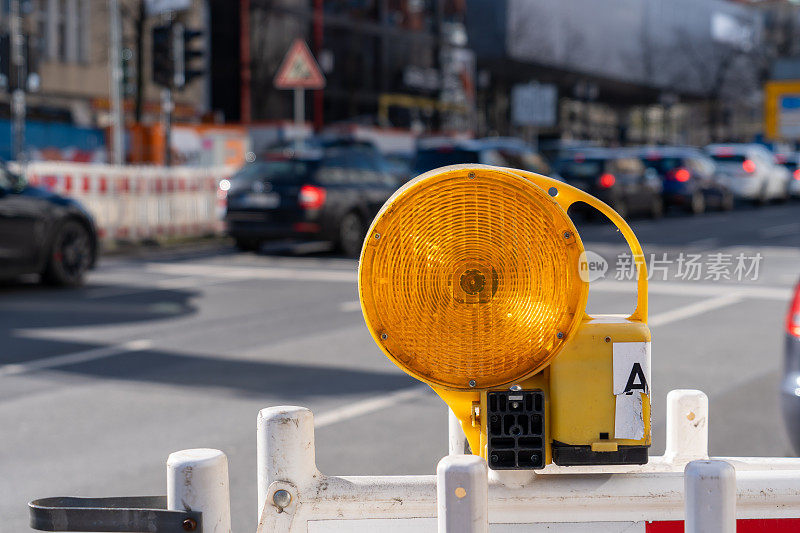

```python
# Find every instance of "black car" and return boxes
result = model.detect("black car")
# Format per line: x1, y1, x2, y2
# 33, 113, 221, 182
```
781, 280, 800, 453
0, 163, 97, 286
555, 149, 663, 219
635, 147, 734, 214
224, 144, 399, 257
413, 138, 553, 178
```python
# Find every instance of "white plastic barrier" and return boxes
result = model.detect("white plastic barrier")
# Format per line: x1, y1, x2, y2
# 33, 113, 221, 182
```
21, 162, 234, 243
255, 390, 800, 533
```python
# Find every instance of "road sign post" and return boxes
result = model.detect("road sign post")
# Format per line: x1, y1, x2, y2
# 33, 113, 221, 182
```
274, 39, 325, 128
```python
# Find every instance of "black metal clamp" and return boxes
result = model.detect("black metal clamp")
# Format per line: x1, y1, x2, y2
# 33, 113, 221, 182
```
29, 496, 202, 533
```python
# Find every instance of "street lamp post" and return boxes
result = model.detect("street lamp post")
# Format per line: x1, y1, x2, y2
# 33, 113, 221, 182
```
109, 0, 125, 165
10, 0, 25, 162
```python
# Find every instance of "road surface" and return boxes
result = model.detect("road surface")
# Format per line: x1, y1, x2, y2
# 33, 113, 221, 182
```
1, 203, 798, 531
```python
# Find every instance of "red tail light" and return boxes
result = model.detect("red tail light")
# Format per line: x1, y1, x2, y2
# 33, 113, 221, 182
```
742, 159, 756, 173
788, 283, 800, 337
299, 185, 326, 209
598, 173, 616, 188
670, 168, 691, 182
793, 169, 800, 181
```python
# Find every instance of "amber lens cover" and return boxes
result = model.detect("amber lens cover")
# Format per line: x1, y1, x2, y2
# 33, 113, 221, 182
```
359, 166, 587, 390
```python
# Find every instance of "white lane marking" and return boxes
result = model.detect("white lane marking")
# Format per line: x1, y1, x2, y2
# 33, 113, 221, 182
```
147, 263, 356, 283
760, 222, 800, 238
146, 263, 792, 301
648, 294, 742, 327
341, 293, 743, 328
339, 301, 361, 312
0, 339, 152, 377
592, 280, 789, 301
687, 238, 719, 249
84, 276, 214, 299
314, 385, 430, 429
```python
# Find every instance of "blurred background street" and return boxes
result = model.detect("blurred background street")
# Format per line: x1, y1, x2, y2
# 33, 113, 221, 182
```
2, 205, 799, 531
1, 0, 800, 531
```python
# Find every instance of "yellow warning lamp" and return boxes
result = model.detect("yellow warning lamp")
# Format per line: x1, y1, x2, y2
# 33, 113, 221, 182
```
359, 165, 651, 470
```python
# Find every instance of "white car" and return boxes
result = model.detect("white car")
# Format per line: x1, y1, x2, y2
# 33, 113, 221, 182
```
705, 144, 790, 204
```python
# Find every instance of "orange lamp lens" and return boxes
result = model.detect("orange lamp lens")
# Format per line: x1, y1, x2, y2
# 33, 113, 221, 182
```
358, 166, 588, 390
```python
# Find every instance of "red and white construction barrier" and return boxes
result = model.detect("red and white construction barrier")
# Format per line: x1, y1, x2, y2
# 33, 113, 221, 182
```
21, 162, 233, 243
26, 389, 800, 533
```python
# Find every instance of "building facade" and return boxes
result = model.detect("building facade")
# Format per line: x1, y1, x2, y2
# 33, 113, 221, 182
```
0, 0, 209, 160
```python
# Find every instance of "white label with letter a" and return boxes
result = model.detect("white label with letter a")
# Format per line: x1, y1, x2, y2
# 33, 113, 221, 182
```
612, 342, 651, 440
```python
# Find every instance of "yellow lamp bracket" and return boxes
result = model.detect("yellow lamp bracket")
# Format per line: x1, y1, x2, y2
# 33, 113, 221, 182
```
358, 165, 651, 470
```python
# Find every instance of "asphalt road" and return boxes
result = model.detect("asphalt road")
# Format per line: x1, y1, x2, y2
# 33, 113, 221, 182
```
1, 202, 799, 532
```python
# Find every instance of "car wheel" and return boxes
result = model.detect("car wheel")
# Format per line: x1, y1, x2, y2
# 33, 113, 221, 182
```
754, 185, 768, 207
650, 197, 663, 219
42, 219, 92, 287
687, 192, 706, 215
777, 184, 791, 204
612, 201, 628, 219
721, 192, 735, 211
338, 211, 365, 258
234, 238, 260, 252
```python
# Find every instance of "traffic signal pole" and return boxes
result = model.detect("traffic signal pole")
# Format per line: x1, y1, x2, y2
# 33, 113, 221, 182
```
109, 0, 125, 165
162, 88, 173, 167
10, 0, 24, 162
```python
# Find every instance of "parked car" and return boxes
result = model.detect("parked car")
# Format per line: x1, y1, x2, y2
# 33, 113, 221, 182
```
775, 152, 800, 199
224, 142, 399, 257
554, 148, 663, 219
781, 280, 800, 453
0, 162, 97, 286
412, 137, 554, 178
634, 146, 734, 214
705, 144, 790, 204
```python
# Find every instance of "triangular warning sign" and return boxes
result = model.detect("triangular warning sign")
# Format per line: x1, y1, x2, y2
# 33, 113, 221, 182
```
274, 39, 326, 90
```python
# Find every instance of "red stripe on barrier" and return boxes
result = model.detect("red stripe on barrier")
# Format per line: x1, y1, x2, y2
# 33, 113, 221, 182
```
647, 518, 800, 532
119, 177, 130, 193
28, 174, 38, 185
43, 175, 57, 190
64, 175, 72, 192
178, 178, 186, 192
82, 176, 91, 193
99, 176, 107, 194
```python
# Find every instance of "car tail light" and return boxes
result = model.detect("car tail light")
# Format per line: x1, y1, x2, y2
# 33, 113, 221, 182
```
598, 173, 616, 188
668, 168, 691, 182
742, 159, 756, 173
793, 169, 800, 181
788, 283, 800, 338
299, 185, 326, 209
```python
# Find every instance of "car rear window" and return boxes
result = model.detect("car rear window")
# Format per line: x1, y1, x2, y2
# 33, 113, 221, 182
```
414, 148, 480, 173
557, 159, 605, 180
230, 160, 316, 188
642, 156, 683, 174
710, 153, 746, 164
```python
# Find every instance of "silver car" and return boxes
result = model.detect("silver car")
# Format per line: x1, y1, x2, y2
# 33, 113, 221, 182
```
705, 144, 790, 204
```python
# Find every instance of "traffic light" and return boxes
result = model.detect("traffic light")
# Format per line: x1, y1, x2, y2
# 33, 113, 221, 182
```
178, 26, 205, 89
153, 22, 205, 90
152, 23, 173, 88
358, 165, 651, 470
0, 34, 9, 91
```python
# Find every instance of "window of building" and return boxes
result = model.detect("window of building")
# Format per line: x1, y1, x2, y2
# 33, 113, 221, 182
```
38, 0, 88, 63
